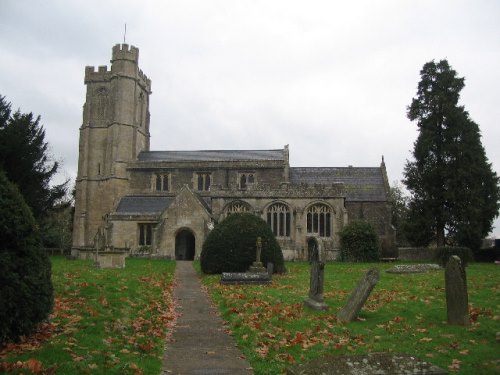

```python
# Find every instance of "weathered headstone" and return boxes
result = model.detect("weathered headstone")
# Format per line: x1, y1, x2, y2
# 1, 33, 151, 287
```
267, 262, 274, 278
337, 268, 379, 322
445, 255, 470, 325
304, 255, 328, 311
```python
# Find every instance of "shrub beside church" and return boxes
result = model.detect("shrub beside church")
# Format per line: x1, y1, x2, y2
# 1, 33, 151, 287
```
0, 171, 53, 343
201, 213, 285, 274
339, 220, 380, 262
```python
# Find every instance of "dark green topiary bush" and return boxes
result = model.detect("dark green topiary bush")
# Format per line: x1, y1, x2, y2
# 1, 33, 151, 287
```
0, 170, 53, 343
434, 247, 473, 267
340, 220, 380, 262
200, 213, 285, 274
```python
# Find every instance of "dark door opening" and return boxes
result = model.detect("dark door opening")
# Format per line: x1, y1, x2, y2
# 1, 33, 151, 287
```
175, 230, 195, 260
307, 238, 319, 262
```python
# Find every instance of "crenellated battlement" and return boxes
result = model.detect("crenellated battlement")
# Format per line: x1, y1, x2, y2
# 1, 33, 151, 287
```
84, 44, 151, 92
112, 43, 138, 62
85, 65, 112, 82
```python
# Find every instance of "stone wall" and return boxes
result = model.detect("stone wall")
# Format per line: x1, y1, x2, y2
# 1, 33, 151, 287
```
398, 247, 436, 262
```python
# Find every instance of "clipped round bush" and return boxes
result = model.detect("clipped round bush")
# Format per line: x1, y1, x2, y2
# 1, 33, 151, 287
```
0, 170, 53, 343
340, 220, 380, 262
201, 213, 285, 274
434, 247, 473, 267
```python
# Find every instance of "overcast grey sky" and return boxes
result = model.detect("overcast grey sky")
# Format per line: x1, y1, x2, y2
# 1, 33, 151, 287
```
1, 0, 499, 236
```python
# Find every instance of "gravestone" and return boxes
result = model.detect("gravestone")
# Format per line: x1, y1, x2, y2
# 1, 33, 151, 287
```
248, 236, 267, 273
445, 255, 470, 325
338, 268, 379, 322
220, 237, 270, 285
267, 262, 274, 278
304, 250, 328, 311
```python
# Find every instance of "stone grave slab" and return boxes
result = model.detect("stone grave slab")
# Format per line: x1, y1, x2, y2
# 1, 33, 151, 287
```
386, 264, 441, 274
286, 353, 447, 375
220, 272, 271, 285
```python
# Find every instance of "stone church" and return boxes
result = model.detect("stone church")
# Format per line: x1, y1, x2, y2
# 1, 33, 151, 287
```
72, 44, 394, 261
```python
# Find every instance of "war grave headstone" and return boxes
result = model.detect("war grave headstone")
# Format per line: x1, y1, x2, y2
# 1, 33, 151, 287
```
337, 268, 379, 322
445, 255, 470, 325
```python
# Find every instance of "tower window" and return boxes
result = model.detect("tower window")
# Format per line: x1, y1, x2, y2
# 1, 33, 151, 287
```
138, 223, 153, 246
196, 173, 211, 191
266, 203, 291, 237
306, 204, 332, 237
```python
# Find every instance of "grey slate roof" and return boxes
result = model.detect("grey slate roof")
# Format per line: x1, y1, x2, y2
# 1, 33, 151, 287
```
290, 167, 388, 202
138, 149, 284, 162
115, 196, 175, 214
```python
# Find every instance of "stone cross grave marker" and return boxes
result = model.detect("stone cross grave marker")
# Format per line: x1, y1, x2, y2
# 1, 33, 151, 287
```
445, 255, 470, 325
304, 247, 328, 311
337, 268, 379, 322
248, 236, 266, 273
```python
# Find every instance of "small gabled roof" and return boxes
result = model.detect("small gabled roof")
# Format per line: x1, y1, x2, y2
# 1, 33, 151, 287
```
290, 167, 388, 202
137, 149, 284, 162
115, 196, 175, 214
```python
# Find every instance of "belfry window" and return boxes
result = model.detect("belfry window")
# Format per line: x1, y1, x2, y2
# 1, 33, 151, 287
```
306, 204, 332, 237
196, 173, 211, 191
138, 223, 153, 246
153, 174, 169, 191
266, 203, 291, 237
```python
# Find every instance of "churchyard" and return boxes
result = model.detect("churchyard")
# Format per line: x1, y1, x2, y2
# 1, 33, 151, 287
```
0, 258, 498, 374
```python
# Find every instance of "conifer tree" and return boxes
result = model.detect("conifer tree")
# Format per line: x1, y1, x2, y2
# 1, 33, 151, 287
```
0, 95, 67, 221
404, 60, 499, 250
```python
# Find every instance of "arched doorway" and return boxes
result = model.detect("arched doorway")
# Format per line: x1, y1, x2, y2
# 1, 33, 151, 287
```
175, 230, 195, 260
307, 238, 319, 263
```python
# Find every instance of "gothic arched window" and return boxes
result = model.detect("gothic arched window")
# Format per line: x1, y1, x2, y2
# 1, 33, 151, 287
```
225, 201, 251, 215
267, 203, 291, 237
306, 203, 332, 237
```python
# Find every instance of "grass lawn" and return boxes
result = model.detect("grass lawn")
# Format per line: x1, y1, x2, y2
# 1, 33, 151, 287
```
0, 257, 176, 374
199, 261, 500, 374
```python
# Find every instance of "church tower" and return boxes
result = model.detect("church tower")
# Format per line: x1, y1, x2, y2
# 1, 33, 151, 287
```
72, 44, 152, 250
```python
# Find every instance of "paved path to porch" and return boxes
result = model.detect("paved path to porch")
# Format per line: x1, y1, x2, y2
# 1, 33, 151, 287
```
162, 261, 253, 375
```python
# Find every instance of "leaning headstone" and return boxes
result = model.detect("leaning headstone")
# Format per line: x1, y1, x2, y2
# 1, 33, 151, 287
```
337, 268, 379, 322
445, 255, 470, 325
304, 259, 328, 311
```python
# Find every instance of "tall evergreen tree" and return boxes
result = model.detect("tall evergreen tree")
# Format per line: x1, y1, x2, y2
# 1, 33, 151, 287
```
404, 60, 499, 250
0, 95, 67, 221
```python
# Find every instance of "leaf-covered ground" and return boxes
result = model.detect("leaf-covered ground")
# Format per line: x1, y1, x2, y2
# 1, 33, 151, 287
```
0, 257, 176, 374
199, 262, 499, 374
